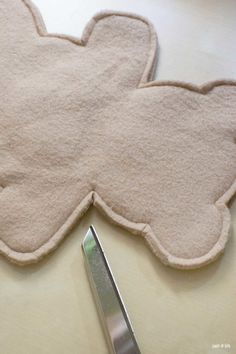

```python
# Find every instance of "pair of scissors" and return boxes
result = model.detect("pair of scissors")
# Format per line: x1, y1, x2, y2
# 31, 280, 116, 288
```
82, 225, 141, 354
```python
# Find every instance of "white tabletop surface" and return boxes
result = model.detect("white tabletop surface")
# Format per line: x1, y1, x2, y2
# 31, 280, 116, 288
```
0, 1, 236, 353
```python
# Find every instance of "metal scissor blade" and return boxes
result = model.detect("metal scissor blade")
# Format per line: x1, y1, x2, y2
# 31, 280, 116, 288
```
82, 225, 141, 354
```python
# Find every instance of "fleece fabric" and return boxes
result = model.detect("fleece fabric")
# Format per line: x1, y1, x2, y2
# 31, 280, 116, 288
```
0, 0, 236, 268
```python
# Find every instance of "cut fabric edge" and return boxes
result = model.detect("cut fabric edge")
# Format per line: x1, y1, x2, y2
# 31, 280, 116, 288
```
22, 0, 158, 85
22, 0, 236, 91
0, 188, 234, 269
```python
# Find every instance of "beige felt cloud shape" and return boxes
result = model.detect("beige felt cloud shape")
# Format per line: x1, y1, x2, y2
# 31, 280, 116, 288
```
0, 0, 236, 269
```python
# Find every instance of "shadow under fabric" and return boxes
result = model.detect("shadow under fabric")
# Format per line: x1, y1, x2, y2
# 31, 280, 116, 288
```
0, 0, 236, 269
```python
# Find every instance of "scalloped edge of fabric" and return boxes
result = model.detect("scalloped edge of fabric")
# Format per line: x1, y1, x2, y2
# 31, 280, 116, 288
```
0, 0, 236, 269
